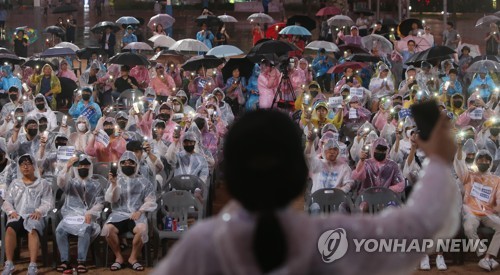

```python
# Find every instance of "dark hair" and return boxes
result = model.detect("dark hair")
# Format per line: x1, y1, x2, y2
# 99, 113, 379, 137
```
449, 68, 458, 75
121, 65, 131, 72
447, 22, 454, 27
18, 155, 33, 165
126, 140, 143, 152
39, 117, 48, 123
407, 40, 416, 46
224, 110, 308, 273
9, 86, 18, 93
193, 117, 206, 131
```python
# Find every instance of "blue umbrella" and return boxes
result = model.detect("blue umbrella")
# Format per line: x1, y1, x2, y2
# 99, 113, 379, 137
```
116, 16, 140, 25
279, 25, 312, 36
206, 45, 244, 58
40, 47, 76, 58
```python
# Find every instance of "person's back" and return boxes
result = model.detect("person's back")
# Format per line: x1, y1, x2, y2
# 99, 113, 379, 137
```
153, 110, 461, 275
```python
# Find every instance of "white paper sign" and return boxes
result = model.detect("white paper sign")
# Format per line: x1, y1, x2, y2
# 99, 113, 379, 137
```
328, 96, 343, 108
350, 87, 364, 99
470, 108, 484, 120
96, 130, 110, 147
349, 108, 358, 119
63, 216, 85, 225
57, 146, 75, 162
470, 182, 493, 202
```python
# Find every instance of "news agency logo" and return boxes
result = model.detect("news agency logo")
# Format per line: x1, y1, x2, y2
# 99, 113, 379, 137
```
318, 228, 489, 263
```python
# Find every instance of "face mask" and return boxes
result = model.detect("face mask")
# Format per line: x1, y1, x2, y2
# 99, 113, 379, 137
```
173, 105, 181, 112
453, 101, 462, 108
373, 152, 386, 161
9, 94, 18, 101
36, 103, 45, 110
310, 90, 319, 98
77, 123, 86, 132
158, 114, 170, 122
39, 124, 48, 132
27, 128, 38, 137
184, 145, 195, 153
117, 121, 127, 129
121, 166, 135, 176
82, 94, 91, 101
78, 168, 89, 178
477, 163, 490, 173
104, 128, 114, 136
490, 128, 499, 137
465, 157, 475, 164
207, 109, 214, 115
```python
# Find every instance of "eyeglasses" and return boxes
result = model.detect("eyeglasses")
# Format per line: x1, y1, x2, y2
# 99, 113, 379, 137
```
19, 162, 33, 167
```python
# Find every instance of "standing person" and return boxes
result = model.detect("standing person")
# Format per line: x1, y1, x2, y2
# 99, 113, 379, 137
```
355, 13, 369, 37
153, 23, 166, 36
394, 39, 417, 80
485, 23, 500, 56
30, 64, 61, 110
262, 0, 270, 14
419, 26, 434, 46
100, 26, 116, 58
312, 48, 333, 93
196, 23, 214, 50
0, 4, 6, 39
257, 59, 280, 109
11, 29, 28, 58
252, 24, 264, 46
65, 14, 76, 43
338, 26, 362, 46
121, 26, 137, 50
214, 24, 229, 46
442, 22, 460, 50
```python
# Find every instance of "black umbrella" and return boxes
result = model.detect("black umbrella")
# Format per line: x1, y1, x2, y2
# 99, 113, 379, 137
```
338, 44, 369, 54
76, 47, 106, 59
44, 26, 65, 37
181, 55, 223, 71
248, 40, 298, 57
40, 47, 76, 58
0, 47, 14, 54
408, 46, 455, 64
471, 55, 500, 64
221, 57, 255, 82
195, 15, 222, 27
0, 53, 23, 65
398, 18, 423, 37
108, 52, 151, 66
286, 15, 316, 31
23, 59, 57, 70
354, 9, 374, 16
150, 50, 187, 64
91, 21, 120, 34
246, 53, 280, 64
52, 4, 78, 14
346, 53, 381, 63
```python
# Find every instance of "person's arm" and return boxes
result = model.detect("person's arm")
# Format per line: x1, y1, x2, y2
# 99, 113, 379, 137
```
339, 165, 354, 193
104, 175, 121, 203
35, 179, 54, 217
453, 142, 469, 184
84, 129, 99, 157
351, 154, 368, 181
7, 124, 21, 153
166, 139, 180, 166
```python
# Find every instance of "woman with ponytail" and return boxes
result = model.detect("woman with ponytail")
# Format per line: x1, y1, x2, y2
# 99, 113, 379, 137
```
154, 110, 461, 275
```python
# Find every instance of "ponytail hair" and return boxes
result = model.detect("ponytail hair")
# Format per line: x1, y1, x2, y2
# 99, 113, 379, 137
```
253, 211, 287, 273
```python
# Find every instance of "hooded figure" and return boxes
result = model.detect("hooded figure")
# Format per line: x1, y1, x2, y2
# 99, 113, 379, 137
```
257, 60, 280, 109
85, 117, 127, 162
211, 88, 235, 125
150, 119, 170, 157
130, 65, 150, 88
101, 151, 157, 243
0, 138, 15, 194
312, 48, 333, 92
166, 131, 210, 183
0, 86, 34, 121
461, 138, 480, 169
68, 87, 102, 129
0, 65, 22, 93
28, 94, 57, 131
7, 116, 42, 160
30, 64, 61, 110
448, 93, 465, 117
295, 81, 327, 113
140, 102, 179, 142
79, 61, 106, 87
306, 138, 353, 194
57, 59, 78, 82
55, 154, 104, 266
69, 116, 92, 153
456, 96, 493, 131
291, 58, 312, 92
368, 64, 395, 99
176, 89, 195, 114
398, 65, 418, 95
468, 69, 497, 102
245, 64, 261, 111
38, 133, 69, 179
352, 138, 405, 195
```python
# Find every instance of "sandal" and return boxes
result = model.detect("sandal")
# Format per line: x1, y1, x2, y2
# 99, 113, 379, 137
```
129, 262, 144, 271
77, 262, 88, 274
56, 262, 70, 273
110, 262, 123, 271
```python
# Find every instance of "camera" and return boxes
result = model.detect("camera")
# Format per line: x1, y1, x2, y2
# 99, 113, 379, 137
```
278, 58, 295, 75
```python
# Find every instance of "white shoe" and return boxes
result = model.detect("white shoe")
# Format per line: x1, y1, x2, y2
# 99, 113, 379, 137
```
436, 255, 447, 271
490, 258, 499, 270
478, 258, 492, 271
1, 261, 14, 275
420, 255, 430, 270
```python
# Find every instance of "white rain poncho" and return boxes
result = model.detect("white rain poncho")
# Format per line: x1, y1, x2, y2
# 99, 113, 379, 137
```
368, 64, 395, 99
102, 151, 157, 243
0, 138, 15, 197
56, 154, 104, 239
27, 94, 58, 131
38, 133, 69, 179
1, 154, 53, 235
7, 115, 42, 159
150, 119, 170, 157
69, 115, 92, 153
166, 132, 210, 183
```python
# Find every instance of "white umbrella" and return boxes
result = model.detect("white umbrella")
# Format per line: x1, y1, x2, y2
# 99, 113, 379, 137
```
123, 42, 153, 51
475, 15, 500, 28
55, 42, 80, 52
327, 15, 354, 27
247, 13, 274, 24
206, 45, 244, 58
169, 39, 210, 52
116, 16, 140, 25
457, 43, 481, 58
148, 34, 176, 48
218, 14, 238, 23
305, 41, 339, 52
147, 14, 176, 30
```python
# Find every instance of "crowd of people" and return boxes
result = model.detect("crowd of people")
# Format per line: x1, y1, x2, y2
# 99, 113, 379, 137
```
0, 4, 497, 275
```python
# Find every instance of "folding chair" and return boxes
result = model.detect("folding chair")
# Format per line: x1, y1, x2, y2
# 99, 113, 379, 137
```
354, 187, 403, 214
310, 188, 354, 214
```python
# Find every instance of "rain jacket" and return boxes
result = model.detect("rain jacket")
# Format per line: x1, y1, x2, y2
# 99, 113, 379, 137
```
69, 116, 92, 153
150, 71, 176, 96
447, 93, 465, 118
30, 64, 61, 110
7, 116, 41, 159
0, 138, 15, 195
312, 51, 333, 78
2, 154, 53, 235
68, 93, 102, 129
130, 65, 150, 87
0, 65, 22, 92
57, 59, 78, 82
456, 97, 493, 130
468, 73, 496, 101
0, 87, 34, 119
176, 90, 195, 114
291, 58, 312, 91
257, 65, 280, 109
368, 64, 395, 98
56, 154, 104, 239
27, 94, 58, 131
166, 132, 210, 184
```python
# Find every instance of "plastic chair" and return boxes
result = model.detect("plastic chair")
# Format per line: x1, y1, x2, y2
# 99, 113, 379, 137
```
151, 190, 203, 264
116, 89, 144, 109
310, 188, 354, 214
354, 187, 403, 214
169, 174, 208, 217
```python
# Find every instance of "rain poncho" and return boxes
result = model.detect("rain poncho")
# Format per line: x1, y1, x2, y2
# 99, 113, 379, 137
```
38, 133, 69, 180
291, 58, 312, 91
150, 70, 176, 96
85, 117, 126, 162
102, 152, 157, 243
295, 81, 327, 113
130, 65, 150, 87
150, 120, 171, 157
456, 97, 493, 130
257, 64, 280, 109
57, 59, 78, 82
352, 138, 405, 194
210, 90, 235, 125
79, 62, 106, 87
56, 155, 104, 239
447, 93, 465, 118
438, 77, 463, 96
69, 116, 92, 153
0, 138, 14, 196
397, 66, 418, 95
0, 65, 22, 92
311, 51, 333, 78
223, 76, 246, 106
176, 90, 195, 114
30, 64, 61, 110
368, 64, 395, 98
307, 139, 353, 194
27, 94, 58, 131
0, 91, 34, 122
166, 132, 210, 183
138, 102, 178, 142
468, 71, 496, 101
2, 154, 53, 235
188, 75, 216, 100
7, 116, 41, 159
68, 91, 102, 129
245, 64, 260, 111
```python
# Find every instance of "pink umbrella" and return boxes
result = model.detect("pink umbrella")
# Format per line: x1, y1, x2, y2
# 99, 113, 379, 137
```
397, 35, 431, 52
316, 6, 342, 17
147, 14, 176, 30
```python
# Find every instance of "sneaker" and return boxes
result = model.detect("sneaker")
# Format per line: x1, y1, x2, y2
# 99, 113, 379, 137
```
478, 258, 492, 271
2, 261, 14, 275
27, 263, 37, 275
420, 255, 430, 270
490, 258, 499, 270
436, 255, 447, 271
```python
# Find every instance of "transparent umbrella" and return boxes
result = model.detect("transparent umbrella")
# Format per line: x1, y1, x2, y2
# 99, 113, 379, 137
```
247, 13, 274, 24
467, 60, 500, 73
148, 35, 176, 48
305, 41, 339, 52
361, 34, 393, 54
327, 15, 354, 27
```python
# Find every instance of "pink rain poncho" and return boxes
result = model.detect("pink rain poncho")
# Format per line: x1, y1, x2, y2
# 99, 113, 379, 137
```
149, 72, 176, 96
129, 65, 150, 87
257, 64, 281, 109
290, 58, 312, 91
352, 137, 405, 194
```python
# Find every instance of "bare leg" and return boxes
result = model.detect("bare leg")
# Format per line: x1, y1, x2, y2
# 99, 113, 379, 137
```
28, 230, 40, 263
5, 227, 17, 262
105, 225, 124, 264
128, 224, 146, 264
